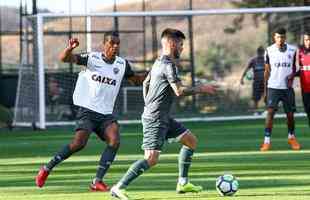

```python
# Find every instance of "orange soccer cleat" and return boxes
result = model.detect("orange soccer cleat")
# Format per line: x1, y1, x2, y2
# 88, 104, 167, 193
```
288, 138, 301, 150
260, 143, 271, 151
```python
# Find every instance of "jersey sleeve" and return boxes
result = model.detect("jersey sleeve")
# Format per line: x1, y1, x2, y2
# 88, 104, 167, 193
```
75, 52, 89, 66
124, 60, 135, 78
165, 63, 181, 84
264, 50, 270, 65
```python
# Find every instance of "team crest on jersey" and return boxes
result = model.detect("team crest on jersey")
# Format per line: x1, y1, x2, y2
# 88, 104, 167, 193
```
113, 67, 120, 74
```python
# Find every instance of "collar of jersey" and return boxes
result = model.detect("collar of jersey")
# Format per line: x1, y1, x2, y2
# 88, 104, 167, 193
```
101, 53, 116, 64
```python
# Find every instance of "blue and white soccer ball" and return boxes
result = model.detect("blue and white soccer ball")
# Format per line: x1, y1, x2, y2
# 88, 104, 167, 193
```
216, 174, 239, 196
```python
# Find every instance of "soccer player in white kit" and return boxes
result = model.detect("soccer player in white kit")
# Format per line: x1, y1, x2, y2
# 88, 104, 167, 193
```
260, 27, 301, 151
35, 31, 146, 191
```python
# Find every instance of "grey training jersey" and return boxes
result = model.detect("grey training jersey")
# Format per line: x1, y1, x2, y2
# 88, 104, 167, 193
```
142, 55, 181, 121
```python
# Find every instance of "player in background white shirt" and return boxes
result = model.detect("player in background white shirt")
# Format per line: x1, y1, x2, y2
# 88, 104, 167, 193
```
260, 27, 301, 151
35, 32, 146, 191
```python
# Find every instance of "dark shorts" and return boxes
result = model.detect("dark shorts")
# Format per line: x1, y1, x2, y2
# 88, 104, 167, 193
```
302, 92, 310, 114
252, 80, 264, 101
267, 88, 296, 113
141, 117, 188, 151
75, 106, 118, 137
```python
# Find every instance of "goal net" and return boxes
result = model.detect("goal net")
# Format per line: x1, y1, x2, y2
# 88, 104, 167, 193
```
13, 7, 310, 129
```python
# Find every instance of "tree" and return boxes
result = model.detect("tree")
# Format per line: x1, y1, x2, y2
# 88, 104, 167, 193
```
226, 0, 310, 44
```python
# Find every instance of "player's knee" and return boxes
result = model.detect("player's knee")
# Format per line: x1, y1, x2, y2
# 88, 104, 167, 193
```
181, 132, 197, 150
187, 134, 197, 150
108, 138, 120, 149
146, 156, 158, 167
70, 140, 88, 152
144, 151, 159, 167
106, 133, 120, 149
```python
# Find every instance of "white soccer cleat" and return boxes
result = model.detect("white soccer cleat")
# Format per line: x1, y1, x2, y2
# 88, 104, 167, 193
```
110, 185, 131, 200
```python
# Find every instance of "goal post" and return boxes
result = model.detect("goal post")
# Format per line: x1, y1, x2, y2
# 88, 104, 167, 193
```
14, 6, 310, 128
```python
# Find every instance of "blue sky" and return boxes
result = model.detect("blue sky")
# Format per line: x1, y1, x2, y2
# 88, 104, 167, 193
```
0, 0, 139, 13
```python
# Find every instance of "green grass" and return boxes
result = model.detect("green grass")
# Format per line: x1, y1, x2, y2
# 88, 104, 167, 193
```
0, 119, 310, 200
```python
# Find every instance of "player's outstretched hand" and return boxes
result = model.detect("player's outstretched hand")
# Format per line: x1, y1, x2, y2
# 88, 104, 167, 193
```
68, 38, 79, 50
199, 84, 218, 95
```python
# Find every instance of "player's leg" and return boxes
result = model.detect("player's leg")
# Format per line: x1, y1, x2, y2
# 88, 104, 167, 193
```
111, 149, 159, 200
252, 81, 261, 115
261, 88, 278, 151
302, 92, 310, 127
91, 118, 120, 192
36, 129, 91, 187
111, 118, 165, 199
166, 118, 202, 193
284, 89, 300, 150
36, 107, 93, 188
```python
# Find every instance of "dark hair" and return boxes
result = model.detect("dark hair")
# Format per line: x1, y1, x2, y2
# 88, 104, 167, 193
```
257, 46, 264, 54
161, 28, 186, 40
303, 31, 310, 36
104, 31, 119, 43
274, 27, 286, 35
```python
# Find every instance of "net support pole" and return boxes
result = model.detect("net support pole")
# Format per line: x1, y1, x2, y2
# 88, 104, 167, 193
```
36, 15, 46, 129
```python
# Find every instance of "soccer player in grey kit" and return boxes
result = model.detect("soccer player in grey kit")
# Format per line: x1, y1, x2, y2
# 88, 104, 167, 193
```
111, 28, 217, 200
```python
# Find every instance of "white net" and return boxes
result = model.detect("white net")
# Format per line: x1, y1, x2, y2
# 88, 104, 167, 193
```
13, 7, 310, 128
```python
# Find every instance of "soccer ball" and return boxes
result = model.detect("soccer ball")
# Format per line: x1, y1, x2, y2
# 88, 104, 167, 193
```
245, 70, 253, 81
216, 174, 239, 196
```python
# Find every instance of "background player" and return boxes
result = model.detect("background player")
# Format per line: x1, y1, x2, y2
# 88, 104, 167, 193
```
110, 28, 217, 200
35, 31, 145, 192
260, 27, 300, 151
296, 32, 310, 129
240, 46, 266, 115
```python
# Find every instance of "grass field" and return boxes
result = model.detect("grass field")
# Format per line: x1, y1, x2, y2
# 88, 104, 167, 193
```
0, 118, 310, 200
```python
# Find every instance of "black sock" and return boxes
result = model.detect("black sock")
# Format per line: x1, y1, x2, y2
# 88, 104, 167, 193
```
46, 145, 72, 171
95, 145, 118, 181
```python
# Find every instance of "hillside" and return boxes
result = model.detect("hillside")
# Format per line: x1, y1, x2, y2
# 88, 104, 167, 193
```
1, 0, 268, 83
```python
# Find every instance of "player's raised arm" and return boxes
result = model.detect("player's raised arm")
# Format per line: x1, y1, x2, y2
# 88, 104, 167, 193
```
59, 38, 80, 64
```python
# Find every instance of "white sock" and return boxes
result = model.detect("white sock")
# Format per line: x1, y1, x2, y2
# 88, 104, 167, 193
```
178, 177, 188, 185
264, 137, 270, 144
288, 133, 295, 139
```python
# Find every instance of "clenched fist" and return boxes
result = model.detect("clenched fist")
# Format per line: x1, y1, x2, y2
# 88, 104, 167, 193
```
68, 38, 79, 50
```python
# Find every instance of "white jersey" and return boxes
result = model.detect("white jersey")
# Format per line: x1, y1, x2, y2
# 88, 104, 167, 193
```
265, 43, 296, 89
73, 52, 128, 115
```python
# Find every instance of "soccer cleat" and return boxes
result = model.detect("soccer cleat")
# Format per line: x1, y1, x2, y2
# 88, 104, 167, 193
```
176, 182, 203, 193
35, 166, 50, 188
90, 180, 110, 192
110, 185, 131, 200
288, 138, 301, 150
260, 143, 271, 151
